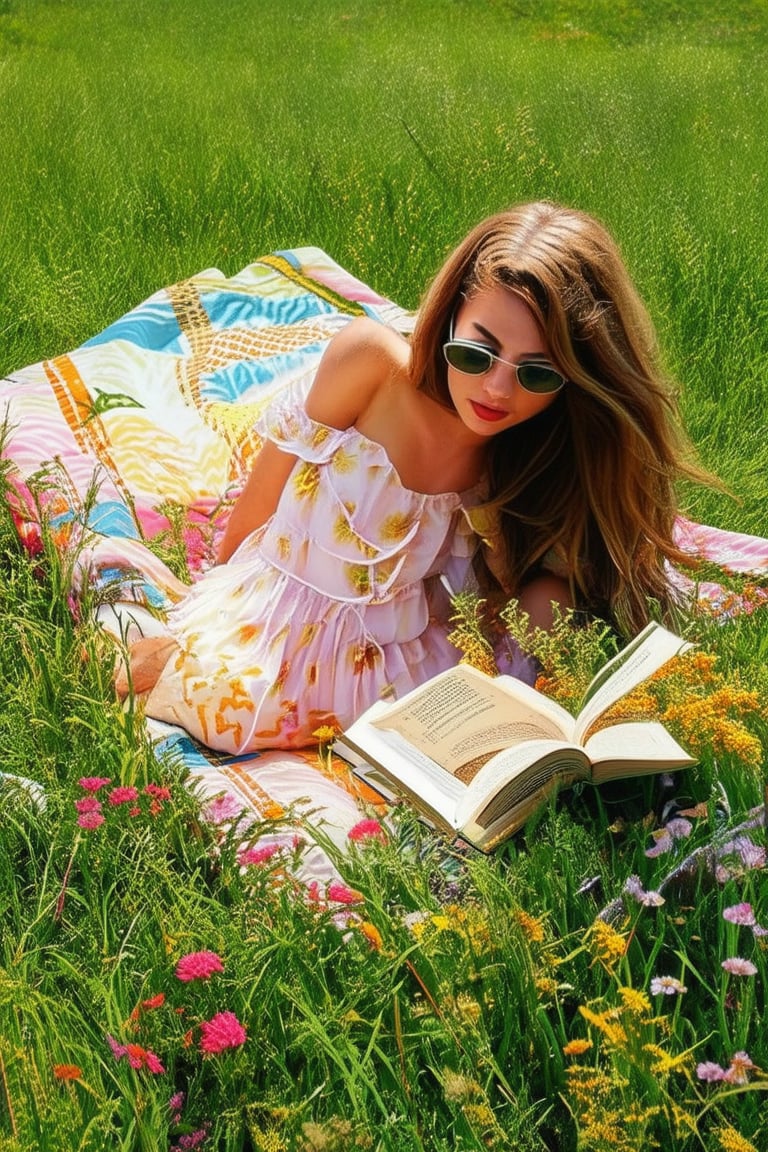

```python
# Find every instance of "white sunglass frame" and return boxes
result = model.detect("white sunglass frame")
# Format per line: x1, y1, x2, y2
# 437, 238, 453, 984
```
443, 315, 566, 395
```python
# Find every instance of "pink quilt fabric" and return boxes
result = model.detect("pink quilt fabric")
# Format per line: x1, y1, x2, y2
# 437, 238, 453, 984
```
1, 249, 765, 869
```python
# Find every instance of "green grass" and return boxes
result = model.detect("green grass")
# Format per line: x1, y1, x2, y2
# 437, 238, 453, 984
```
1, 2, 768, 1149
2, 0, 767, 526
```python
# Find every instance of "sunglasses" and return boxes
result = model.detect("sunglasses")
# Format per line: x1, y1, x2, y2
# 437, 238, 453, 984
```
442, 320, 566, 395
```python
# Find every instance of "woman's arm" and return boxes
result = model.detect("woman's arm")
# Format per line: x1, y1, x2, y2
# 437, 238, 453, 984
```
216, 317, 399, 563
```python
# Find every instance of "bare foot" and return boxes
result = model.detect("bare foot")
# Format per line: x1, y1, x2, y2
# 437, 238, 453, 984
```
114, 636, 179, 699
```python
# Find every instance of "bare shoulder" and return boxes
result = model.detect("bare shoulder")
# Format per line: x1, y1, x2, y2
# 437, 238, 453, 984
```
304, 316, 410, 429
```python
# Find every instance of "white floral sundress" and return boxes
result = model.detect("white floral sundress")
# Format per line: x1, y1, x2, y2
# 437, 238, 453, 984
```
145, 379, 481, 753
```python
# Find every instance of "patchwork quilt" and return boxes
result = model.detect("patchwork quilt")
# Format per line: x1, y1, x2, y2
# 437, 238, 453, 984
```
1, 248, 766, 871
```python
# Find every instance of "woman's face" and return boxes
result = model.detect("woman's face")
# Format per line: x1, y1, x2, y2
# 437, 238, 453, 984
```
446, 285, 562, 440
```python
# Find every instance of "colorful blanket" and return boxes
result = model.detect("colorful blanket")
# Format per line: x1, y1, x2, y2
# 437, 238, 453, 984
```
2, 248, 766, 871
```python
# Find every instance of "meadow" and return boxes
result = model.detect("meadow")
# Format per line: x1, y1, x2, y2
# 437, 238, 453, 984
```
1, 0, 767, 1148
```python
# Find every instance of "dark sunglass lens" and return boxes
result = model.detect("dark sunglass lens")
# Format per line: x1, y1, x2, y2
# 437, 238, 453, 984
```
517, 364, 564, 393
444, 343, 492, 375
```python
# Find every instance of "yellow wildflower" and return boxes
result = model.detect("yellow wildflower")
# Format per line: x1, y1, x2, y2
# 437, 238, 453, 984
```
312, 724, 339, 744
715, 1127, 760, 1152
454, 992, 482, 1025
618, 986, 651, 1015
461, 1103, 496, 1130
562, 1038, 592, 1057
251, 1129, 286, 1152
641, 1044, 690, 1076
515, 908, 546, 943
588, 918, 628, 970
535, 977, 559, 998
579, 1005, 628, 1048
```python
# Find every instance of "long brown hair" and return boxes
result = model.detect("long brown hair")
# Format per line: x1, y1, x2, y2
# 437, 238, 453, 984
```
409, 202, 717, 635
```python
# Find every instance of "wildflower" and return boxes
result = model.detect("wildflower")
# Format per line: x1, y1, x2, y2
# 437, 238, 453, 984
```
645, 816, 692, 859
650, 975, 687, 996
239, 843, 282, 868
515, 908, 546, 942
578, 1005, 628, 1047
715, 836, 766, 883
347, 818, 387, 843
175, 951, 224, 982
455, 992, 482, 1024
643, 1045, 690, 1076
141, 992, 165, 1011
696, 1061, 726, 1082
462, 1103, 497, 1130
74, 796, 101, 814
199, 1010, 247, 1054
108, 786, 139, 806
124, 1044, 165, 1074
144, 783, 171, 801
562, 1039, 592, 1057
715, 1126, 760, 1152
77, 810, 105, 830
618, 986, 651, 1014
721, 957, 758, 976
645, 829, 673, 858
202, 792, 243, 825
723, 903, 756, 926
171, 1127, 211, 1151
623, 875, 665, 907
168, 1090, 185, 1123
535, 977, 559, 997
357, 921, 383, 950
312, 724, 339, 744
129, 806, 141, 817
665, 817, 693, 839
402, 910, 429, 931
723, 1051, 754, 1085
79, 776, 111, 792
53, 1063, 82, 1081
588, 918, 627, 970
442, 1068, 482, 1102
327, 881, 364, 906
108, 1035, 164, 1073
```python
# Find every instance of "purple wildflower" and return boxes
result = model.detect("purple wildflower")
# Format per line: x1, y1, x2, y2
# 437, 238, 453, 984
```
624, 875, 665, 907
721, 957, 758, 976
644, 829, 673, 858
715, 836, 767, 883
202, 792, 243, 825
697, 1061, 726, 1082
723, 902, 756, 926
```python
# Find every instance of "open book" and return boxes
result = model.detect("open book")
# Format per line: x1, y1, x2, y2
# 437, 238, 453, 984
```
334, 621, 695, 851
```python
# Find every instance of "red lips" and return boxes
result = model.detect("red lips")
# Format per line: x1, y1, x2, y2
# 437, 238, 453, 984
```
469, 400, 507, 422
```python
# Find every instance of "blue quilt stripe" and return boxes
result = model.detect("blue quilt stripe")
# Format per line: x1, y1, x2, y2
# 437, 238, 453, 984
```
198, 344, 327, 403
84, 301, 185, 354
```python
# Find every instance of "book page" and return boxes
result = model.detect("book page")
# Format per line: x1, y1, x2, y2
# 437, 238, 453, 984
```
584, 721, 695, 779
334, 728, 461, 829
369, 666, 570, 777
456, 740, 589, 834
574, 624, 690, 743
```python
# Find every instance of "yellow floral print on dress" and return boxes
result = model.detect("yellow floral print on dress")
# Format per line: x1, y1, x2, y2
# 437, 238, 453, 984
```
380, 511, 414, 542
292, 461, 321, 501
331, 446, 358, 473
333, 513, 378, 558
